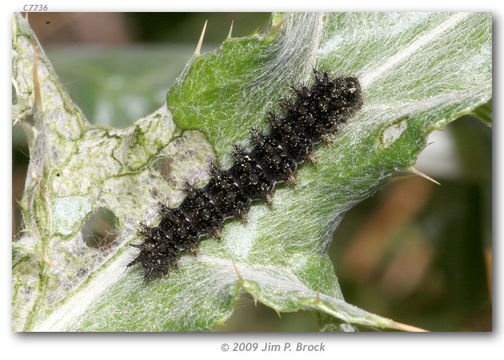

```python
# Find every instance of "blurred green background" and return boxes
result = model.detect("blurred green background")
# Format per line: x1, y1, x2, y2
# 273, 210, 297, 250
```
12, 12, 492, 331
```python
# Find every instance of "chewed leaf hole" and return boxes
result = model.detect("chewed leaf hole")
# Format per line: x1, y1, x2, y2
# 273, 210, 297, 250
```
154, 157, 174, 184
81, 207, 119, 250
381, 116, 409, 149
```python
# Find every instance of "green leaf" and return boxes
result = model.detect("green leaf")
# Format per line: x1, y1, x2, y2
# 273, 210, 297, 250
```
470, 100, 492, 125
12, 12, 491, 332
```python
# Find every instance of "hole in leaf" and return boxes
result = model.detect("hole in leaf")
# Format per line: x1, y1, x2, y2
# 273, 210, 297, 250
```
81, 207, 118, 250
153, 157, 175, 185
380, 115, 409, 149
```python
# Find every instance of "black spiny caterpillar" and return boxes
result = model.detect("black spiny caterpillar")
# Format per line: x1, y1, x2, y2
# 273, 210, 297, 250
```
128, 70, 363, 279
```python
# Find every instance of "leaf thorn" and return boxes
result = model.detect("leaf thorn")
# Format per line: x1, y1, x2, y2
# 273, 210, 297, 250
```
274, 308, 282, 319
232, 261, 244, 283
227, 20, 233, 39
194, 20, 208, 57
33, 46, 42, 113
409, 167, 441, 185
390, 321, 429, 332
273, 17, 287, 32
